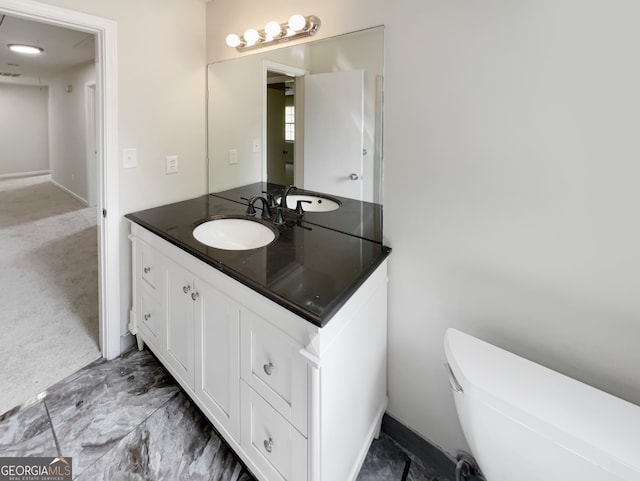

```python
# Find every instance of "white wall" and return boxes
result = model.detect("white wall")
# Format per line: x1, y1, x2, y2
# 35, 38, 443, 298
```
0, 83, 49, 176
35, 0, 208, 336
48, 60, 95, 201
207, 0, 640, 456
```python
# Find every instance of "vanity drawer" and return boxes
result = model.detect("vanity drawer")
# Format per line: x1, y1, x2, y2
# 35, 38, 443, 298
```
138, 240, 159, 289
241, 382, 307, 481
240, 308, 308, 436
138, 286, 162, 349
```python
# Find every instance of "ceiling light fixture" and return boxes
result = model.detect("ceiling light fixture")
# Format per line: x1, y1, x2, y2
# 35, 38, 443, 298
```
226, 14, 321, 51
8, 44, 44, 55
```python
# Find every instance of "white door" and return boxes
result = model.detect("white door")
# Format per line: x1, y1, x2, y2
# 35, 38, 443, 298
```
303, 70, 364, 200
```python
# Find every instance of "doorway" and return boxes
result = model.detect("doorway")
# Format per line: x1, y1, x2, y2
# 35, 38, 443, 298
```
0, 1, 120, 362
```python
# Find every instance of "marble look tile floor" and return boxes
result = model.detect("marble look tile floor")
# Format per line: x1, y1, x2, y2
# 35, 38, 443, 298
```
0, 348, 451, 481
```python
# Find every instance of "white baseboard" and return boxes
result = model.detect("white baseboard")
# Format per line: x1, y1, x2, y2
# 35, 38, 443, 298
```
120, 333, 136, 354
50, 179, 89, 206
0, 170, 51, 180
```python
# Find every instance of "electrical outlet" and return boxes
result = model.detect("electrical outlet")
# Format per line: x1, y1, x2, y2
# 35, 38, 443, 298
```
166, 155, 178, 174
123, 148, 137, 169
229, 149, 238, 165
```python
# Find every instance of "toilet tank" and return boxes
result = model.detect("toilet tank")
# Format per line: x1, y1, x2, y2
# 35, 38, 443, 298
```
444, 328, 640, 481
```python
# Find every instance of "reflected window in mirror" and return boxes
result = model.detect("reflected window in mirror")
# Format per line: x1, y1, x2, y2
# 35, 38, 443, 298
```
285, 105, 295, 142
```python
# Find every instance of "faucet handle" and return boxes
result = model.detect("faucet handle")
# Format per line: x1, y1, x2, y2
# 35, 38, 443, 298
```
273, 207, 285, 225
295, 200, 312, 215
244, 196, 257, 216
261, 191, 278, 208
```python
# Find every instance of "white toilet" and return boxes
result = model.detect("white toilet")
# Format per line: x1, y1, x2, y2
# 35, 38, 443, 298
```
444, 328, 640, 481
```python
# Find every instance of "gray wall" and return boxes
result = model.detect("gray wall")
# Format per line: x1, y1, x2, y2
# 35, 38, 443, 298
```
0, 83, 49, 176
48, 60, 96, 202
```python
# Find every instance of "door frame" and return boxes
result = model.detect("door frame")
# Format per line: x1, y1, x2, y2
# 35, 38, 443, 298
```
85, 81, 97, 207
0, 0, 121, 360
261, 61, 307, 185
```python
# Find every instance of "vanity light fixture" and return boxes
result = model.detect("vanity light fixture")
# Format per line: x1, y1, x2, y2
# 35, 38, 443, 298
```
8, 44, 44, 55
225, 14, 321, 51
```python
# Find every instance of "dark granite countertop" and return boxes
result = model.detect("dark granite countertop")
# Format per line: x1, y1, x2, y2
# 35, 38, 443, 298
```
125, 194, 390, 327
212, 182, 384, 244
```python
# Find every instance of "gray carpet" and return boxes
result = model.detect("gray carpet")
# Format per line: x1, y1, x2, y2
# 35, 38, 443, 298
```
0, 174, 101, 415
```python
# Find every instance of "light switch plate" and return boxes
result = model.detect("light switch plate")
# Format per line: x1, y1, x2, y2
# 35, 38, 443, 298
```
166, 155, 178, 174
229, 149, 238, 165
122, 148, 137, 169
252, 139, 260, 153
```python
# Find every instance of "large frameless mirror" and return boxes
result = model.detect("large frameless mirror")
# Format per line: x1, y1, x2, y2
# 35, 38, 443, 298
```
207, 26, 384, 204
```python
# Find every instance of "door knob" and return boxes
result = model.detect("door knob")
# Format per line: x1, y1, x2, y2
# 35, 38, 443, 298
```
349, 173, 359, 180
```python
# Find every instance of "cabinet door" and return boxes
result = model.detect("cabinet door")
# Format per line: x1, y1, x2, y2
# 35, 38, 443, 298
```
195, 280, 240, 441
165, 259, 195, 389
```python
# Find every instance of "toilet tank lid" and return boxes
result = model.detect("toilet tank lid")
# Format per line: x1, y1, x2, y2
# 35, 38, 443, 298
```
444, 328, 640, 476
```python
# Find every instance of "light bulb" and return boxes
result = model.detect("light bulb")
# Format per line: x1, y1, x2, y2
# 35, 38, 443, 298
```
288, 14, 306, 32
244, 28, 260, 46
265, 21, 282, 38
225, 34, 241, 48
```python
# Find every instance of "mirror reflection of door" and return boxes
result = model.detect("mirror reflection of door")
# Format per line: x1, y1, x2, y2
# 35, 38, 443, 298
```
266, 74, 295, 185
304, 70, 365, 201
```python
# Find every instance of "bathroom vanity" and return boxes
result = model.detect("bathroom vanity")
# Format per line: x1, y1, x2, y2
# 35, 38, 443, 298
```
126, 191, 390, 481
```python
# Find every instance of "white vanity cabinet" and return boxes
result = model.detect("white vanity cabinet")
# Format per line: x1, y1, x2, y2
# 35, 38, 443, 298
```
128, 223, 389, 481
130, 231, 240, 441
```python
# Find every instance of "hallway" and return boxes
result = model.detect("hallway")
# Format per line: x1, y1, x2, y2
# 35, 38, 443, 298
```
0, 174, 101, 413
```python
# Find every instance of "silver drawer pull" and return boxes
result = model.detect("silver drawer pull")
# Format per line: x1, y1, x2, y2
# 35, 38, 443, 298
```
183, 285, 191, 294
191, 292, 199, 301
263, 438, 274, 453
263, 362, 274, 376
144, 313, 151, 321
143, 266, 151, 274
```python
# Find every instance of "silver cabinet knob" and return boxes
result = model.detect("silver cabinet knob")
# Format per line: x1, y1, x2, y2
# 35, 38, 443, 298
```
263, 362, 274, 376
191, 291, 199, 301
183, 285, 191, 294
349, 173, 359, 180
143, 266, 151, 274
144, 313, 151, 321
263, 438, 274, 453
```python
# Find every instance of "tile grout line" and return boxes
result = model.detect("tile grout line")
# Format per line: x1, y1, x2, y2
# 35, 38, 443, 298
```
42, 399, 62, 457
400, 457, 411, 481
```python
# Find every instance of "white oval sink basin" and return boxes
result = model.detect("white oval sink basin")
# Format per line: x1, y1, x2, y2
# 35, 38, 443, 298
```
278, 194, 340, 212
193, 217, 277, 250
